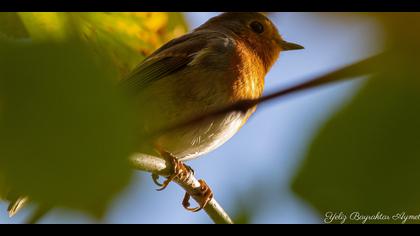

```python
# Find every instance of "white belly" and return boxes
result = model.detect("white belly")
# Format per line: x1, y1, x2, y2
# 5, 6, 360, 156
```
155, 111, 245, 161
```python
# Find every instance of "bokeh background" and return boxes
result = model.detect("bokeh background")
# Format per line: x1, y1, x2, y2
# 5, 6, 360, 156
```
2, 12, 416, 224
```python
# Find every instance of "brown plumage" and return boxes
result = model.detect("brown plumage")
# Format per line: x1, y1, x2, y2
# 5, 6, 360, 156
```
6, 12, 304, 218
122, 12, 303, 161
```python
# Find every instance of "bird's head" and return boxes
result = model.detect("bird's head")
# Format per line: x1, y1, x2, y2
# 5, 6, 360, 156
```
196, 12, 304, 71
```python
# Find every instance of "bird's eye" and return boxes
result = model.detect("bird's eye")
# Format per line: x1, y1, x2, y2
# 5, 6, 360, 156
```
250, 21, 264, 34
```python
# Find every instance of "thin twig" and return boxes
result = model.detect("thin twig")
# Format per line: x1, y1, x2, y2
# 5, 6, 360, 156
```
156, 53, 382, 136
130, 153, 234, 224
129, 53, 382, 224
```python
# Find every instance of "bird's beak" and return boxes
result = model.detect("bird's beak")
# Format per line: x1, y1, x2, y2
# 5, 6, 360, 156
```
277, 39, 304, 51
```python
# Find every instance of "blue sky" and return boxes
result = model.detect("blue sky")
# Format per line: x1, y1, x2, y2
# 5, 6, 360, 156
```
0, 12, 382, 224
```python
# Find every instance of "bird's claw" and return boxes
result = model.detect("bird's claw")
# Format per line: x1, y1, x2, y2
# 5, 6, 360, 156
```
151, 150, 193, 191
182, 179, 214, 212
150, 147, 212, 212
151, 173, 163, 187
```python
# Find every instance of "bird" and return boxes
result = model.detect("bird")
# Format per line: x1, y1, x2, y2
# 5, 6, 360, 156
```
121, 12, 303, 212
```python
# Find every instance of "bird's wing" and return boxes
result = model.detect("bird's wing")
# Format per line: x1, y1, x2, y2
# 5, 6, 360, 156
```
120, 30, 233, 93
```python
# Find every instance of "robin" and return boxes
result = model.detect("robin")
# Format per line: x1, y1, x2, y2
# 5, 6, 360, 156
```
121, 12, 303, 212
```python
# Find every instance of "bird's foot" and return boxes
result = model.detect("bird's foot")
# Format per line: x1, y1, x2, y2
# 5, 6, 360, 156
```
182, 179, 214, 212
151, 147, 213, 212
151, 150, 193, 191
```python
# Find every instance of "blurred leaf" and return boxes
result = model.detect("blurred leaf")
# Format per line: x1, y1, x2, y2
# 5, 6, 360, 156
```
233, 209, 253, 224
0, 12, 187, 218
0, 40, 137, 218
72, 12, 187, 79
292, 14, 420, 224
0, 13, 29, 39
14, 13, 187, 78
18, 13, 74, 41
231, 183, 271, 224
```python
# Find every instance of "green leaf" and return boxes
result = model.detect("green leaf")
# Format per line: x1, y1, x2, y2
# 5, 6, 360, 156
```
0, 13, 187, 219
70, 12, 187, 79
0, 12, 29, 39
292, 15, 420, 224
0, 40, 138, 218
18, 13, 74, 41
15, 12, 187, 79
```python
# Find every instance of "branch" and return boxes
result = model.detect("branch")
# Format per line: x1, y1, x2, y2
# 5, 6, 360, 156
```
130, 53, 382, 224
130, 153, 234, 224
156, 53, 382, 136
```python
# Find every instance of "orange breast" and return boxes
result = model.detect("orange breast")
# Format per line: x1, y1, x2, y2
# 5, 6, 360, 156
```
230, 41, 266, 102
229, 41, 267, 127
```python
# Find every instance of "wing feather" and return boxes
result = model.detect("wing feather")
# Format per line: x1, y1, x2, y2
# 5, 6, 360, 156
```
119, 30, 231, 93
